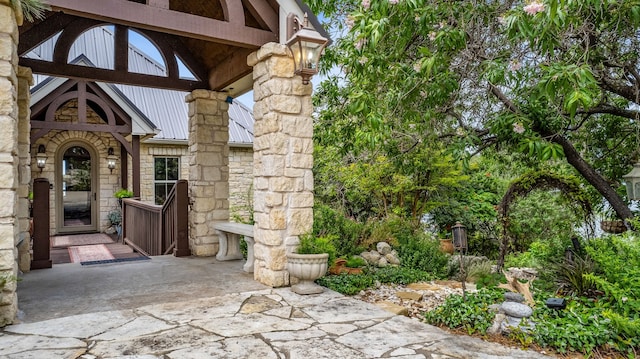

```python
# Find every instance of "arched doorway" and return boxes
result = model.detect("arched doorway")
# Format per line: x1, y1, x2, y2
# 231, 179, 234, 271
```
56, 142, 98, 233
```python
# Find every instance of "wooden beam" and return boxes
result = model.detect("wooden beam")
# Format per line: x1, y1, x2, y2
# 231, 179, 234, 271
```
77, 81, 87, 123
121, 143, 128, 190
47, 0, 276, 48
220, 0, 245, 25
147, 0, 169, 9
245, 0, 279, 33
18, 13, 77, 55
114, 25, 128, 73
20, 57, 208, 91
31, 121, 131, 133
132, 135, 141, 197
208, 48, 254, 91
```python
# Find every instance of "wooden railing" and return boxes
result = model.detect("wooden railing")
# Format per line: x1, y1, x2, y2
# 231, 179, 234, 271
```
122, 180, 190, 257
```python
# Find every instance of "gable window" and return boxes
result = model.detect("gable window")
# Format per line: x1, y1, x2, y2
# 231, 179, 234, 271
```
154, 157, 179, 204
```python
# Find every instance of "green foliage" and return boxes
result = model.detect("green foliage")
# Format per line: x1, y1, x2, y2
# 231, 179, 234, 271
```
549, 254, 597, 297
114, 189, 134, 199
313, 203, 365, 257
317, 266, 434, 295
296, 234, 338, 266
531, 297, 623, 354
345, 256, 367, 268
424, 288, 503, 335
317, 273, 374, 295
396, 234, 450, 279
107, 210, 122, 226
465, 260, 493, 284
10, 0, 49, 22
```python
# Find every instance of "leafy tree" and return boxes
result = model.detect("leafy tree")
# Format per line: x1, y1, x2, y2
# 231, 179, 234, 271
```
309, 0, 640, 221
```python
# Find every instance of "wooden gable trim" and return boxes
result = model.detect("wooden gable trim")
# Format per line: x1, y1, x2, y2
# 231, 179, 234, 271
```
46, 0, 277, 48
245, 0, 279, 33
208, 48, 254, 91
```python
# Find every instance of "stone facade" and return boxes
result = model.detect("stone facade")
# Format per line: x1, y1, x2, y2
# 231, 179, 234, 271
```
187, 90, 230, 256
229, 146, 253, 222
0, 0, 19, 326
16, 67, 31, 274
248, 43, 315, 287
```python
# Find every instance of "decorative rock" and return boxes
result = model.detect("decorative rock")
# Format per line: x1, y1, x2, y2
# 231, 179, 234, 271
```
488, 304, 501, 312
376, 242, 392, 255
396, 291, 423, 301
504, 292, 525, 303
361, 251, 381, 265
487, 313, 506, 335
385, 250, 401, 265
407, 282, 440, 291
375, 301, 409, 316
500, 302, 533, 318
378, 257, 388, 267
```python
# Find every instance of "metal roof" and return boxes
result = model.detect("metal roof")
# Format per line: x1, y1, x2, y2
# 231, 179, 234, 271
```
28, 26, 254, 145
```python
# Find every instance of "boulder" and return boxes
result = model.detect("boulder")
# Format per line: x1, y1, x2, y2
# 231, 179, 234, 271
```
361, 251, 381, 265
376, 242, 392, 255
385, 250, 401, 265
396, 291, 423, 301
504, 292, 525, 303
487, 313, 506, 335
375, 301, 408, 316
500, 301, 533, 318
378, 257, 389, 267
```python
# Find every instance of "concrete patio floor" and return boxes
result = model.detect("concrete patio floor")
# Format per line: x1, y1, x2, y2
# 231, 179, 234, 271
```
3, 256, 553, 358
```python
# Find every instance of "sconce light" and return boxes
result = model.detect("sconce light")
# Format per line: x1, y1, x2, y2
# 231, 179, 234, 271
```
36, 144, 47, 172
286, 13, 329, 85
107, 147, 117, 173
451, 221, 468, 253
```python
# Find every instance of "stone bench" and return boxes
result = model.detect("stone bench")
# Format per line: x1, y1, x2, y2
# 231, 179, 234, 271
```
214, 222, 254, 272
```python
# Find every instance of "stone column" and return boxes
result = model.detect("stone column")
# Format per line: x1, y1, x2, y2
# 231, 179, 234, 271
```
0, 0, 20, 326
16, 67, 31, 273
248, 43, 315, 287
186, 90, 229, 256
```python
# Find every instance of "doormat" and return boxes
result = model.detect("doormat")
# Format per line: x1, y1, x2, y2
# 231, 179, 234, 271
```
81, 256, 151, 266
52, 234, 114, 248
68, 244, 115, 263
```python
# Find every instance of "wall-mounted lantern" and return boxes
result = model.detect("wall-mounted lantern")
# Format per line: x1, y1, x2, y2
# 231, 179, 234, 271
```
452, 221, 468, 253
623, 162, 640, 200
286, 13, 329, 85
107, 147, 117, 174
36, 144, 47, 172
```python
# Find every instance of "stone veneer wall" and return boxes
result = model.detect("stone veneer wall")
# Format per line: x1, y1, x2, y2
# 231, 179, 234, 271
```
229, 146, 253, 222
16, 67, 31, 274
187, 90, 230, 256
0, 0, 21, 326
138, 143, 189, 203
248, 43, 315, 287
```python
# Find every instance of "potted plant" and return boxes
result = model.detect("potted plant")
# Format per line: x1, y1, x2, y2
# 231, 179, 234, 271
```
286, 234, 336, 295
107, 209, 122, 236
114, 188, 134, 206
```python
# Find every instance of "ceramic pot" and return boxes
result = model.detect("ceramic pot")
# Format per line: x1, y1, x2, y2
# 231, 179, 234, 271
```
286, 253, 329, 295
440, 239, 454, 254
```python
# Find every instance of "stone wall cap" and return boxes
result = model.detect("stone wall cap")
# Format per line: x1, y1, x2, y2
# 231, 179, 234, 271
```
248, 43, 289, 67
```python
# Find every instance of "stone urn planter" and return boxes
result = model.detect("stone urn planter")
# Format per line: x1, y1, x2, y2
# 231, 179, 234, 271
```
286, 253, 329, 295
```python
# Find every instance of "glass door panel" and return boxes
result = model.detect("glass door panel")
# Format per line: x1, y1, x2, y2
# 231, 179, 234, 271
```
62, 146, 92, 227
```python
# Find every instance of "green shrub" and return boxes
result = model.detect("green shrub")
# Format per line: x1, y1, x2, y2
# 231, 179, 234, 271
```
465, 259, 493, 283
313, 204, 366, 257
424, 288, 503, 335
547, 254, 596, 296
397, 234, 450, 278
114, 188, 134, 199
345, 256, 367, 268
297, 234, 338, 266
316, 273, 375, 295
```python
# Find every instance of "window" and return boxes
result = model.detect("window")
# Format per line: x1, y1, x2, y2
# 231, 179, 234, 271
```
154, 157, 179, 204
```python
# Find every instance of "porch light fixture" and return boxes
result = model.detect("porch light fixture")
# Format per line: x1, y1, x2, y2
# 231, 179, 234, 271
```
623, 162, 640, 200
451, 221, 468, 253
36, 144, 47, 172
107, 147, 117, 173
286, 13, 329, 85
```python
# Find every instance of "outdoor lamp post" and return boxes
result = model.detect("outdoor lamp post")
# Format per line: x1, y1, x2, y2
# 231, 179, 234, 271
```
623, 162, 640, 200
107, 147, 117, 173
286, 13, 329, 85
451, 221, 468, 253
36, 144, 47, 172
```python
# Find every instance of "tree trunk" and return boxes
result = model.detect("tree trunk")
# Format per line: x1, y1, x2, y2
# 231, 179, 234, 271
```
545, 131, 633, 221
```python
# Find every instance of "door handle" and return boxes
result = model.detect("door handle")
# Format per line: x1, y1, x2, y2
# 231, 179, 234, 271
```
94, 192, 97, 201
